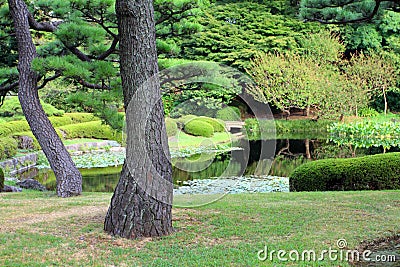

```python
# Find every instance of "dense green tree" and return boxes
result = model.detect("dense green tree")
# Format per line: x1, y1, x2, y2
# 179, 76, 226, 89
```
183, 1, 322, 71
299, 0, 398, 24
345, 52, 398, 114
300, 0, 400, 52
247, 31, 369, 118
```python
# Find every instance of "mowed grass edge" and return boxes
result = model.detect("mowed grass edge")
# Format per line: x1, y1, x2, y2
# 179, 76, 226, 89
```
0, 190, 399, 266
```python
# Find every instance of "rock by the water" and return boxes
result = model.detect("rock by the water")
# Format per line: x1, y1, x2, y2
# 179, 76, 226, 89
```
17, 179, 46, 191
3, 185, 23, 192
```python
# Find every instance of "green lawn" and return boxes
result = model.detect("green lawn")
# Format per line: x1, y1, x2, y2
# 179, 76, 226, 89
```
0, 190, 399, 266
168, 131, 234, 149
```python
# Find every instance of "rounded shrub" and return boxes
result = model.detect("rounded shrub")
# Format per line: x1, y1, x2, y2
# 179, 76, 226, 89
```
290, 152, 400, 191
184, 120, 214, 137
0, 137, 18, 160
0, 168, 4, 192
176, 115, 198, 129
195, 117, 225, 132
58, 121, 121, 142
216, 106, 241, 121
165, 118, 178, 137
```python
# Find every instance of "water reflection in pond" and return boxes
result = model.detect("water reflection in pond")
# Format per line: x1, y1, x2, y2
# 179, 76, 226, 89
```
21, 138, 339, 192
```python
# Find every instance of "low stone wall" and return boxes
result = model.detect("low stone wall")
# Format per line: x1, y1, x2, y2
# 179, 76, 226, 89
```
0, 153, 38, 175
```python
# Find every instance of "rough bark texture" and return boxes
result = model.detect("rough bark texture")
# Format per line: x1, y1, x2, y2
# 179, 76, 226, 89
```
104, 0, 173, 238
8, 0, 82, 197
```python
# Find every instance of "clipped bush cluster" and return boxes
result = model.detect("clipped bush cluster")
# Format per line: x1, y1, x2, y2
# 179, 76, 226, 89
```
290, 153, 400, 191
216, 106, 241, 121
0, 168, 4, 191
0, 137, 18, 160
49, 113, 98, 127
194, 117, 225, 132
184, 120, 214, 137
0, 120, 30, 137
165, 118, 178, 137
0, 97, 64, 118
58, 121, 121, 142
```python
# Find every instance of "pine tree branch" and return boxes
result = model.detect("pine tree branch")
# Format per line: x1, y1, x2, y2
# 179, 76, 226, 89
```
93, 37, 119, 60
155, 2, 194, 25
27, 12, 61, 32
72, 6, 118, 39
0, 80, 18, 93
37, 72, 62, 90
305, 0, 382, 24
78, 79, 110, 90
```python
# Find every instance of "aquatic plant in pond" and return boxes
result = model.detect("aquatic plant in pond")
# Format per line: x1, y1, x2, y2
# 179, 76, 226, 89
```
329, 120, 400, 152
36, 151, 126, 169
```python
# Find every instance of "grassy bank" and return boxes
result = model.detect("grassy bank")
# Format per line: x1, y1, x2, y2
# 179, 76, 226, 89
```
168, 131, 233, 149
0, 191, 399, 266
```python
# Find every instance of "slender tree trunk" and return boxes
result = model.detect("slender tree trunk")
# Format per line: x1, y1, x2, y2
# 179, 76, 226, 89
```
104, 0, 173, 238
304, 139, 311, 159
383, 88, 388, 115
8, 0, 82, 197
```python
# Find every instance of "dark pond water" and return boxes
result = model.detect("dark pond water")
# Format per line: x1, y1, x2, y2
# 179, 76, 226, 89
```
18, 138, 327, 192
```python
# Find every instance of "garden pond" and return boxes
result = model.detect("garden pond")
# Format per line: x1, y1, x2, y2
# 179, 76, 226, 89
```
14, 137, 376, 193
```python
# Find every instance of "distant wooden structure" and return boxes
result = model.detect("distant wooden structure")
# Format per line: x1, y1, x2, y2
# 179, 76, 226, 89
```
225, 121, 245, 134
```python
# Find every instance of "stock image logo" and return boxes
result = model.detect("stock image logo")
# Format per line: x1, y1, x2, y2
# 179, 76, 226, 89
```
257, 238, 399, 265
124, 61, 276, 207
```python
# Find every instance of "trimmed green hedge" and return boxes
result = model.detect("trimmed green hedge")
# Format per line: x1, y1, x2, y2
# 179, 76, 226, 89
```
58, 121, 121, 142
0, 96, 64, 118
184, 120, 214, 137
0, 120, 30, 137
289, 153, 400, 191
63, 113, 97, 123
0, 168, 4, 191
0, 137, 18, 160
0, 113, 98, 138
194, 117, 225, 132
165, 118, 178, 137
49, 113, 97, 127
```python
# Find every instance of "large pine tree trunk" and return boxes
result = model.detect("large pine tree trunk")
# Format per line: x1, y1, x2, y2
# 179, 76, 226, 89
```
104, 0, 173, 238
8, 0, 82, 197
